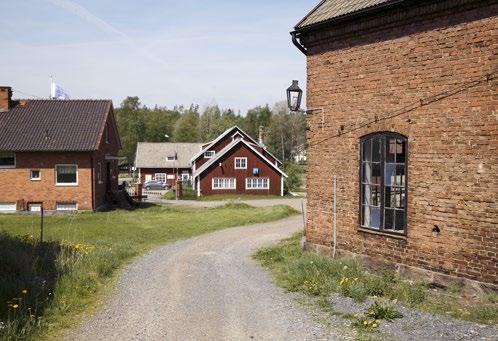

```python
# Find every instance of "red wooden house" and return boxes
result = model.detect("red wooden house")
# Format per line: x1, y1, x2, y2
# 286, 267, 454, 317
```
192, 126, 287, 197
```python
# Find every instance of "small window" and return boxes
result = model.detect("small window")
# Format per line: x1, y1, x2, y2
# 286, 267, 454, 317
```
30, 170, 41, 180
246, 178, 269, 189
360, 132, 407, 234
0, 152, 15, 168
28, 203, 42, 212
234, 157, 247, 169
212, 178, 236, 190
166, 155, 176, 161
55, 165, 78, 186
56, 202, 77, 211
155, 173, 166, 183
204, 151, 215, 159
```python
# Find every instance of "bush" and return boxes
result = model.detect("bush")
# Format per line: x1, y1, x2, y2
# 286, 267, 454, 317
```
366, 301, 403, 320
284, 163, 303, 193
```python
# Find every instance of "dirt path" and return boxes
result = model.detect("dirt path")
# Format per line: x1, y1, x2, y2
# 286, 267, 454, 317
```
67, 216, 335, 341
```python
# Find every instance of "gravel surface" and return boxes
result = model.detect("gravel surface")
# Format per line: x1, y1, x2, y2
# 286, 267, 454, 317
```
66, 216, 337, 341
323, 293, 498, 341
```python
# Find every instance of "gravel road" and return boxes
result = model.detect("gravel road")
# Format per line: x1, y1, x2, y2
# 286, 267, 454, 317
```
67, 216, 334, 341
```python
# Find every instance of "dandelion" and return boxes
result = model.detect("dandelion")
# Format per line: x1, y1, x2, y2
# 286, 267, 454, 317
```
12, 304, 18, 309
372, 323, 378, 328
343, 265, 348, 270
375, 319, 380, 324
353, 313, 358, 318
22, 289, 28, 294
363, 320, 368, 325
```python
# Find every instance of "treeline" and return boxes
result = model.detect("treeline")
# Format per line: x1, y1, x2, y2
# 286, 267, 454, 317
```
115, 96, 306, 164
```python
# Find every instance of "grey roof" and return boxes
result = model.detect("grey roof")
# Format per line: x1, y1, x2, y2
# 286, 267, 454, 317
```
135, 142, 203, 169
295, 0, 396, 29
0, 99, 112, 151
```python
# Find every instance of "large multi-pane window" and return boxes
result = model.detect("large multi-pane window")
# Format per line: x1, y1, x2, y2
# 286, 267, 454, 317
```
246, 178, 269, 189
55, 165, 78, 186
212, 178, 236, 189
360, 132, 407, 234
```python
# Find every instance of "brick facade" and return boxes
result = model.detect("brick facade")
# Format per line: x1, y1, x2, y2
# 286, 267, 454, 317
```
0, 107, 120, 211
299, 1, 497, 286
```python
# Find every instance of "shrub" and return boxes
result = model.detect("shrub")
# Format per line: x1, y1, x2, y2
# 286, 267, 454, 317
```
283, 163, 303, 192
366, 301, 403, 320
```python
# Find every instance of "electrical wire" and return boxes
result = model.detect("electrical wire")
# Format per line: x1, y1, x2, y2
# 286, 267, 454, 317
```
307, 70, 497, 148
11, 88, 44, 99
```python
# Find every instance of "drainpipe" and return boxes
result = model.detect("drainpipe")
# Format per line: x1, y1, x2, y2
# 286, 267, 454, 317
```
291, 31, 307, 56
333, 175, 337, 258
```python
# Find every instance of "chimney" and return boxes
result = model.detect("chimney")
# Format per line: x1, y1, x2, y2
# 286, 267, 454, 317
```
258, 126, 265, 146
0, 86, 12, 112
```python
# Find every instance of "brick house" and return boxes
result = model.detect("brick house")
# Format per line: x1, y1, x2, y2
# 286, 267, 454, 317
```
135, 142, 203, 186
0, 86, 121, 211
192, 126, 287, 196
293, 0, 497, 289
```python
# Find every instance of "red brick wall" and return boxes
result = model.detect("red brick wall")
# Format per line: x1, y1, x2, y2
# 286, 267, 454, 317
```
198, 143, 283, 196
0, 152, 93, 210
301, 2, 497, 284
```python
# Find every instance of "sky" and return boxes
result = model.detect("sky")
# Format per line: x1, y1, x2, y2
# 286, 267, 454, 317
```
0, 0, 314, 113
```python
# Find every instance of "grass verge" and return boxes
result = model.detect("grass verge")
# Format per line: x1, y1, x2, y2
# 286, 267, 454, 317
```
254, 232, 497, 327
0, 202, 298, 340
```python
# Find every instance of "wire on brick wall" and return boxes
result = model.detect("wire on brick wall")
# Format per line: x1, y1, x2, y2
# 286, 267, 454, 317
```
307, 70, 497, 148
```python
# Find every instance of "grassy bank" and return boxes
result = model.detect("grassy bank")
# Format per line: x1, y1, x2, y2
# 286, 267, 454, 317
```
0, 203, 298, 340
254, 232, 497, 328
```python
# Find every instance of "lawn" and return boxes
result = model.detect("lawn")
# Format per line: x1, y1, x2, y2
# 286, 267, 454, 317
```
254, 232, 497, 329
0, 202, 298, 340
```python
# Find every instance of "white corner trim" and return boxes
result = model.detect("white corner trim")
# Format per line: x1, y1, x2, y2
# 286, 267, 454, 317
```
281, 176, 284, 196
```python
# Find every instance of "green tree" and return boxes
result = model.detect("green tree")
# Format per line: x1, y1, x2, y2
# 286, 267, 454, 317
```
173, 110, 200, 142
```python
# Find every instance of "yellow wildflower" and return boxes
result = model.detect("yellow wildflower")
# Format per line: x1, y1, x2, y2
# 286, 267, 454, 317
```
363, 320, 368, 325
372, 323, 378, 328
12, 304, 18, 309
22, 289, 28, 294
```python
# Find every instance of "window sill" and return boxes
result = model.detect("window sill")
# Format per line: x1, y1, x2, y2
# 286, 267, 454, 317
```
0, 166, 15, 169
55, 184, 78, 187
30, 179, 41, 181
357, 227, 407, 240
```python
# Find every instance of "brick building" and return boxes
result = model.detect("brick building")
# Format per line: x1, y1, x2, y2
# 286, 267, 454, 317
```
0, 86, 121, 211
293, 0, 497, 289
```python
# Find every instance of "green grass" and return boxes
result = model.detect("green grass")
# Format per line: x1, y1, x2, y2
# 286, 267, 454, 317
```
0, 202, 298, 340
163, 184, 291, 201
254, 232, 498, 326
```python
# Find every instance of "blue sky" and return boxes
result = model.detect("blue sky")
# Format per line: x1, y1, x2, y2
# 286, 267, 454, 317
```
0, 0, 314, 113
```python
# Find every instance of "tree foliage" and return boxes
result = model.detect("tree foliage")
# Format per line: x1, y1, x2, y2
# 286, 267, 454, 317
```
115, 97, 306, 165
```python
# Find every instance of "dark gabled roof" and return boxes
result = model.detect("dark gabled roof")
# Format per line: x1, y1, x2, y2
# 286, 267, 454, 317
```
295, 0, 399, 30
0, 100, 112, 152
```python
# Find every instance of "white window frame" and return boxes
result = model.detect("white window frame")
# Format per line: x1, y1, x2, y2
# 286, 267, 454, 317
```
155, 173, 166, 183
0, 152, 15, 169
55, 164, 78, 186
245, 177, 270, 190
30, 169, 41, 181
56, 202, 78, 211
212, 177, 236, 190
234, 157, 247, 169
204, 151, 215, 159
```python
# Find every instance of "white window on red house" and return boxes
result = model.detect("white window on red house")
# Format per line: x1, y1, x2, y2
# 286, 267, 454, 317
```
0, 152, 15, 168
55, 165, 78, 186
204, 151, 215, 159
56, 202, 78, 211
212, 178, 236, 189
246, 178, 269, 189
155, 173, 166, 183
234, 157, 247, 169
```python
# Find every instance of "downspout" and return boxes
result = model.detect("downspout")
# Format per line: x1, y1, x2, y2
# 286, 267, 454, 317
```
291, 31, 307, 56
90, 155, 95, 210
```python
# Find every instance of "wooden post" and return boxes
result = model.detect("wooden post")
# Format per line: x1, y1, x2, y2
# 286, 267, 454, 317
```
136, 183, 143, 202
176, 179, 183, 200
40, 205, 44, 243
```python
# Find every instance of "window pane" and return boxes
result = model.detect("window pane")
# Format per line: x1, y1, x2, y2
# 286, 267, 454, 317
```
57, 166, 77, 183
362, 185, 371, 205
384, 208, 395, 230
371, 185, 381, 207
395, 164, 406, 186
372, 137, 381, 162
0, 153, 15, 167
363, 140, 372, 162
362, 206, 370, 227
372, 163, 381, 185
385, 186, 393, 208
396, 188, 406, 209
395, 210, 405, 231
396, 139, 406, 163
386, 138, 396, 163
385, 163, 395, 186
362, 162, 371, 184
371, 207, 380, 228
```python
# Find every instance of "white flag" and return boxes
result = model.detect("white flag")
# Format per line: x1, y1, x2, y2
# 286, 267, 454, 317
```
51, 82, 70, 100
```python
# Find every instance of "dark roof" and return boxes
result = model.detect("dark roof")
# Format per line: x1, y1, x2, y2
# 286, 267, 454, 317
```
295, 0, 399, 29
0, 100, 112, 152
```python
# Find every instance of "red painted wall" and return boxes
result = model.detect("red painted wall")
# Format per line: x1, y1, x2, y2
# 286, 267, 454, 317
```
198, 143, 282, 196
